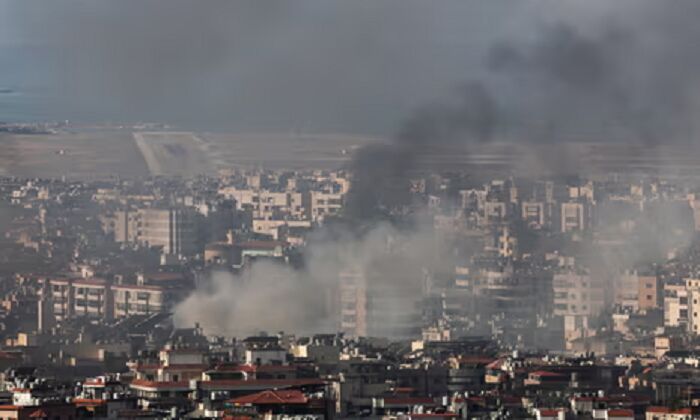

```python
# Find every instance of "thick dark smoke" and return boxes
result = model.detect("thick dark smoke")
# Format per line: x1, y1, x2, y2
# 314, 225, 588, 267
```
347, 82, 500, 218
347, 1, 700, 215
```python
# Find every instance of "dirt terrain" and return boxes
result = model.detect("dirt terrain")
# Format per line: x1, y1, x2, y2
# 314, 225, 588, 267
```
2, 128, 700, 180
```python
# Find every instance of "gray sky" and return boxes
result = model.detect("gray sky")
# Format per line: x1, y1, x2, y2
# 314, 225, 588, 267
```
0, 1, 526, 131
2, 1, 700, 138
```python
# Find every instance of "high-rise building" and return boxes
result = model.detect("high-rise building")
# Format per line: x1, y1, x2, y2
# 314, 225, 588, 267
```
102, 207, 198, 257
139, 208, 197, 256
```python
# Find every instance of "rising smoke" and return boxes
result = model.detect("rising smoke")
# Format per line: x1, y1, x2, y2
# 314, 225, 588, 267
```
6, 1, 700, 336
348, 1, 700, 215
173, 222, 449, 337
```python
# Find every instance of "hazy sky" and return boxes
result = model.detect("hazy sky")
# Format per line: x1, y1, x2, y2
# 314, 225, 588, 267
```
2, 1, 700, 138
0, 1, 527, 131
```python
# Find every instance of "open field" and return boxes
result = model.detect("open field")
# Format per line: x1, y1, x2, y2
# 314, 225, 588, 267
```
0, 129, 149, 179
201, 132, 381, 170
0, 129, 382, 179
3, 127, 700, 180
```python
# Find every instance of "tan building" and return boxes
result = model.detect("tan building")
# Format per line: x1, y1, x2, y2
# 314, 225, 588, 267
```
638, 275, 661, 311
663, 283, 689, 328
305, 191, 343, 223
686, 279, 700, 335
220, 188, 304, 220
49, 278, 113, 322
48, 278, 115, 322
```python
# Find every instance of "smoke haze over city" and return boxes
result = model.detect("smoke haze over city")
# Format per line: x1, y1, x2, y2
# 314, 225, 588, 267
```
2, 1, 700, 418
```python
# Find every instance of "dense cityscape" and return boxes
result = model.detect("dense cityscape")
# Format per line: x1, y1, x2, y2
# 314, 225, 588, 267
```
4, 0, 700, 419
0, 167, 698, 418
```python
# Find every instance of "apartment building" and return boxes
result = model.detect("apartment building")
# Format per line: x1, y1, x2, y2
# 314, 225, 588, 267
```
304, 191, 343, 223
561, 202, 587, 233
521, 201, 546, 229
554, 271, 605, 344
615, 271, 662, 312
139, 208, 197, 256
553, 272, 605, 317
483, 201, 508, 226
49, 278, 73, 322
638, 275, 661, 311
101, 207, 197, 256
49, 274, 190, 321
49, 278, 113, 322
686, 279, 700, 335
113, 284, 167, 318
664, 283, 689, 328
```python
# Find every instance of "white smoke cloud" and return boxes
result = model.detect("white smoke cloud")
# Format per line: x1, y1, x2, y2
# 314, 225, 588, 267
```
173, 221, 450, 337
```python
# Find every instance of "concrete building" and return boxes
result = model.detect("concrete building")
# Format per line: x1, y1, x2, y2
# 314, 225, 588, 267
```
553, 271, 605, 344
338, 269, 367, 338
304, 191, 343, 223
521, 201, 546, 229
686, 279, 700, 335
219, 188, 306, 220
49, 278, 74, 322
615, 271, 640, 311
483, 201, 507, 226
561, 202, 587, 233
664, 284, 689, 329
638, 275, 661, 311
553, 272, 605, 317
113, 284, 168, 318
72, 279, 113, 321
138, 208, 197, 256
102, 207, 198, 256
